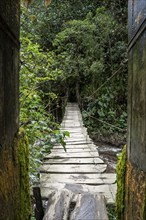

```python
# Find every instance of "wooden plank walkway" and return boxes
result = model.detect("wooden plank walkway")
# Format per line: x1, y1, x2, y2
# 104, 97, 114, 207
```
40, 103, 116, 219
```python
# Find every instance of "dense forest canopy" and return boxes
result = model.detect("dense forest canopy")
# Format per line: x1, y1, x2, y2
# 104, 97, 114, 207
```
21, 0, 128, 182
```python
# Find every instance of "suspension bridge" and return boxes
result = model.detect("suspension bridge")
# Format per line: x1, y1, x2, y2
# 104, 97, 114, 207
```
40, 103, 116, 219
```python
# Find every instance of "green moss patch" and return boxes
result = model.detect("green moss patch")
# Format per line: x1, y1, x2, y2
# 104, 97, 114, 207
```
17, 128, 31, 220
116, 145, 126, 220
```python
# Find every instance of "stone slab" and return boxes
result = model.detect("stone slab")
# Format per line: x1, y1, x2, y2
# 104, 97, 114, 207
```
43, 157, 104, 164
43, 190, 73, 220
41, 183, 115, 204
44, 151, 99, 159
70, 193, 108, 220
50, 148, 97, 153
40, 164, 107, 174
53, 144, 91, 149
40, 173, 116, 185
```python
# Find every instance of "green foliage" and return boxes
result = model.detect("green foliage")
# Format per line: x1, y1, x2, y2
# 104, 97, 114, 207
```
51, 6, 127, 141
116, 145, 127, 220
53, 8, 115, 92
107, 205, 116, 220
53, 18, 97, 84
28, 0, 105, 50
20, 0, 128, 185
20, 5, 68, 184
26, 0, 127, 51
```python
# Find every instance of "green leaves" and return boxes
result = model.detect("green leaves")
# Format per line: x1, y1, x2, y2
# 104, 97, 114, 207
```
63, 131, 70, 137
20, 0, 128, 183
20, 6, 68, 184
53, 18, 98, 87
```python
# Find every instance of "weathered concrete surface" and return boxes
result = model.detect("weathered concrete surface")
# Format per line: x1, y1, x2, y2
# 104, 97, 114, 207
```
0, 1, 19, 145
0, 1, 21, 220
0, 3, 31, 220
128, 0, 146, 172
123, 1, 146, 219
40, 102, 116, 218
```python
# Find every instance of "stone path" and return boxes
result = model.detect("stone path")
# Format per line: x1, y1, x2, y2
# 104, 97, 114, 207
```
40, 103, 116, 219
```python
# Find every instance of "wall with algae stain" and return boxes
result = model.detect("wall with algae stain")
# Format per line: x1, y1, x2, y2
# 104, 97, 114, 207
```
125, 2, 146, 220
0, 1, 31, 219
0, 130, 31, 220
124, 162, 146, 220
0, 138, 20, 220
116, 146, 146, 220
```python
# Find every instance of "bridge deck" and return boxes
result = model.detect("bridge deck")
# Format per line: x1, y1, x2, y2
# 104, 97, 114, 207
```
40, 103, 116, 219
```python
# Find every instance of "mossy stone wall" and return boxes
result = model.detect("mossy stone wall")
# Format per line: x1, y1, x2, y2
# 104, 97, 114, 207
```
17, 129, 31, 220
120, 2, 146, 220
0, 2, 31, 219
124, 162, 146, 220
0, 142, 21, 219
116, 146, 146, 220
0, 130, 31, 220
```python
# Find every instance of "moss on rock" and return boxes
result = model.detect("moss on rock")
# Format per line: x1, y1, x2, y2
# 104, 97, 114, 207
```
116, 145, 127, 220
17, 128, 31, 220
116, 144, 146, 220
0, 129, 31, 220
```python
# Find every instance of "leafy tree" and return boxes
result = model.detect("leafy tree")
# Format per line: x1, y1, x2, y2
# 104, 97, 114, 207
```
24, 0, 127, 49
20, 6, 69, 183
21, 0, 128, 165
26, 0, 106, 49
52, 6, 128, 143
